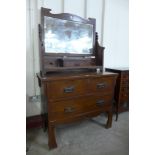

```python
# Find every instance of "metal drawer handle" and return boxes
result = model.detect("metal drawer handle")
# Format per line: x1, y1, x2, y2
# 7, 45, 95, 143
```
96, 100, 105, 106
97, 83, 106, 89
64, 107, 75, 113
64, 86, 74, 93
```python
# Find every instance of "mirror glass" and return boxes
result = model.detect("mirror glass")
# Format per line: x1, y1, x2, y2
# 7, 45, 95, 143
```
44, 16, 94, 54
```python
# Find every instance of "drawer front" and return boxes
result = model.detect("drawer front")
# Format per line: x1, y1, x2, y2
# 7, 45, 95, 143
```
89, 77, 114, 93
122, 72, 129, 80
121, 82, 129, 87
121, 87, 129, 93
48, 94, 113, 120
121, 74, 129, 95
120, 92, 129, 101
47, 79, 88, 100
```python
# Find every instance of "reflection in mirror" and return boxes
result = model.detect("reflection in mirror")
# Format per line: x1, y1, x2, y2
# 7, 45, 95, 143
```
44, 16, 94, 54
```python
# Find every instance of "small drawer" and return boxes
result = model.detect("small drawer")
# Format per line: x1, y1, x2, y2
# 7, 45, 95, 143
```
48, 94, 113, 120
89, 77, 114, 93
121, 84, 129, 89
121, 81, 129, 88
122, 73, 129, 80
47, 79, 88, 100
121, 87, 129, 93
121, 78, 129, 83
120, 92, 129, 100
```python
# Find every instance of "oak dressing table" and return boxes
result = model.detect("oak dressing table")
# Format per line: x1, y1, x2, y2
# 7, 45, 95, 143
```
37, 7, 118, 149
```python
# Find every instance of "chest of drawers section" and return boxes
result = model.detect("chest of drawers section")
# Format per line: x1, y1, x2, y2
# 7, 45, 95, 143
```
106, 68, 129, 121
120, 72, 129, 104
37, 72, 117, 149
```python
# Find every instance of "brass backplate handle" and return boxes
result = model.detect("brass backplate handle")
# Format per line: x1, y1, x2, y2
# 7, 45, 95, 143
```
96, 100, 104, 106
64, 86, 74, 93
64, 107, 75, 113
97, 83, 106, 89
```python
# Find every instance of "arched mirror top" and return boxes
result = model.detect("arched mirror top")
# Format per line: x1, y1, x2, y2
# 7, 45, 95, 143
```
40, 7, 96, 56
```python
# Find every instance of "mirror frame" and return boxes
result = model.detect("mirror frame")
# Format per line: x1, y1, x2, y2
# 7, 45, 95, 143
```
40, 7, 96, 57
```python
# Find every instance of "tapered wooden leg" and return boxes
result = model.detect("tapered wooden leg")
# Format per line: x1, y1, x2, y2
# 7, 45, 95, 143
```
115, 102, 119, 121
48, 124, 57, 149
42, 114, 47, 132
105, 111, 113, 128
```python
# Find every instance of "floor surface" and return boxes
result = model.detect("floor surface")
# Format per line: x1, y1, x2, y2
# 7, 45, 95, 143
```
26, 112, 129, 155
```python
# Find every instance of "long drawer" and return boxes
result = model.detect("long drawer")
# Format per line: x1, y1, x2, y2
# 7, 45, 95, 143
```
48, 94, 113, 120
47, 79, 88, 100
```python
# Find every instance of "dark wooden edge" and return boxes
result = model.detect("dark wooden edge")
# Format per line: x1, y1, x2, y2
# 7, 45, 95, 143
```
26, 115, 44, 129
36, 72, 118, 82
95, 32, 105, 66
41, 7, 95, 24
105, 68, 129, 73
